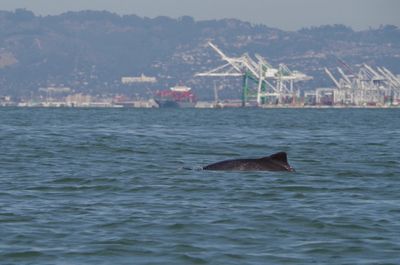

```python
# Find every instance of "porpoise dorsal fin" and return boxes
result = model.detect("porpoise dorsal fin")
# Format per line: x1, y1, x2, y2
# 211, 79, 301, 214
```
268, 152, 288, 164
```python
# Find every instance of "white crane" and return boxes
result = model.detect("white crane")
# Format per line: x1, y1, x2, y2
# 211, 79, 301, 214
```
196, 42, 312, 106
325, 68, 341, 88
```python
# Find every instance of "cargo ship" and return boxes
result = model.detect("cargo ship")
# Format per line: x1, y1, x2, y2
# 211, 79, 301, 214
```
154, 86, 196, 108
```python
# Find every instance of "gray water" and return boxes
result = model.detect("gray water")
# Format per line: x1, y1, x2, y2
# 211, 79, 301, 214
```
0, 108, 399, 265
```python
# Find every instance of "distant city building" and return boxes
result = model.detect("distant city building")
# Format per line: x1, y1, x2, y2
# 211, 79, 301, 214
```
121, 74, 157, 84
1, 96, 11, 101
0, 96, 15, 106
38, 87, 72, 93
66, 93, 92, 106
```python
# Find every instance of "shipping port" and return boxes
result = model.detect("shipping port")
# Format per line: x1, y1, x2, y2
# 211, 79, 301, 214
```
2, 43, 400, 108
195, 42, 400, 108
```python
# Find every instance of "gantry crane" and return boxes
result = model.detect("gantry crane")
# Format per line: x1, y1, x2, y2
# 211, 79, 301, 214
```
196, 42, 312, 106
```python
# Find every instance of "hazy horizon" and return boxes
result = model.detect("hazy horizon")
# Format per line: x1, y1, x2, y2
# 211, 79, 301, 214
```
1, 0, 399, 31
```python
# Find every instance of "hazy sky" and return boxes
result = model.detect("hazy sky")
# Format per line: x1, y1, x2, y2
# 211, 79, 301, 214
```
1, 0, 399, 30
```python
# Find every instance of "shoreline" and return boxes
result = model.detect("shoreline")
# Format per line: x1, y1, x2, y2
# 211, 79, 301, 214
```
1, 104, 399, 109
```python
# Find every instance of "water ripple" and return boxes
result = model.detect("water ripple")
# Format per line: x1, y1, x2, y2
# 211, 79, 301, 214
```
1, 108, 400, 264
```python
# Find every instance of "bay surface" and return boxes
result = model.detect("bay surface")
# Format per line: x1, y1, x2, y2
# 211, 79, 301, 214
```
1, 108, 399, 264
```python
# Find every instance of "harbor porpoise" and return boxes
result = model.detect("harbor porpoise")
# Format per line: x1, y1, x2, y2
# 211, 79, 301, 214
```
203, 152, 294, 172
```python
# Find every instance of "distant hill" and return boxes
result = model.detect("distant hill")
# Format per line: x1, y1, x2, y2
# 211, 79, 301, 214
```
0, 9, 399, 100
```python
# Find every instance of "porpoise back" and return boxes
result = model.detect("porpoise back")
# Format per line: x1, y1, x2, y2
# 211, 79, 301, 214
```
203, 152, 294, 172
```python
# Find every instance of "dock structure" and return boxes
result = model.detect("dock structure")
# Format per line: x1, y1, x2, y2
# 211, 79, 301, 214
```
324, 64, 400, 106
195, 42, 312, 107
